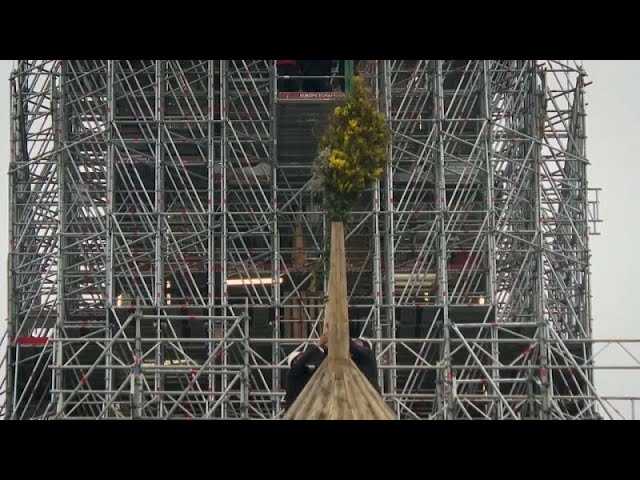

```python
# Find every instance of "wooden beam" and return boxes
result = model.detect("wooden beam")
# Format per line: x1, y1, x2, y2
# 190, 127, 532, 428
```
283, 221, 397, 420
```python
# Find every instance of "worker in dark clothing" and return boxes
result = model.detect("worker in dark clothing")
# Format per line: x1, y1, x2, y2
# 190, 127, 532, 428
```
283, 334, 327, 411
276, 60, 301, 92
283, 332, 381, 411
349, 337, 380, 393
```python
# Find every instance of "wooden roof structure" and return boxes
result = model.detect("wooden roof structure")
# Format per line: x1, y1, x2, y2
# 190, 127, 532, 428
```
283, 222, 397, 420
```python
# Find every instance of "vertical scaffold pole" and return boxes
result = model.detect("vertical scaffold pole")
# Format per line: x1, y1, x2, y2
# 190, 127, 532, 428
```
270, 59, 281, 417
220, 59, 229, 419
207, 59, 216, 419
344, 60, 354, 96
132, 301, 143, 419
54, 61, 66, 418
105, 60, 115, 418
434, 60, 453, 420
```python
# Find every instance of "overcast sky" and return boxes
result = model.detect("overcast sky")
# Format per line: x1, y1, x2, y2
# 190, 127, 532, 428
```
0, 60, 637, 419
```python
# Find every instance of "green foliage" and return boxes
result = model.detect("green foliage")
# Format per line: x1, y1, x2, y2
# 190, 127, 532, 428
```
311, 75, 390, 222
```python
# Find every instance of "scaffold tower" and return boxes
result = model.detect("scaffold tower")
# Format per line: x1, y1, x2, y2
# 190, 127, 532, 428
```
2, 59, 639, 420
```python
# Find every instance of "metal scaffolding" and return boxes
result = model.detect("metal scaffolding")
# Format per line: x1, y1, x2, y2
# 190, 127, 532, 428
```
3, 59, 639, 420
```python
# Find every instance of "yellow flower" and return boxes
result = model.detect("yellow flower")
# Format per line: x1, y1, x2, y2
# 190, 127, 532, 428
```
314, 76, 390, 220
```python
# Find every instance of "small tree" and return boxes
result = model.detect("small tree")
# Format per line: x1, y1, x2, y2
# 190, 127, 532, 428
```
311, 75, 390, 222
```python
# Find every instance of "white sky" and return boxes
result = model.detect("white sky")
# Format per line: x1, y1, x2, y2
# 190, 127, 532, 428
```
0, 60, 638, 419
